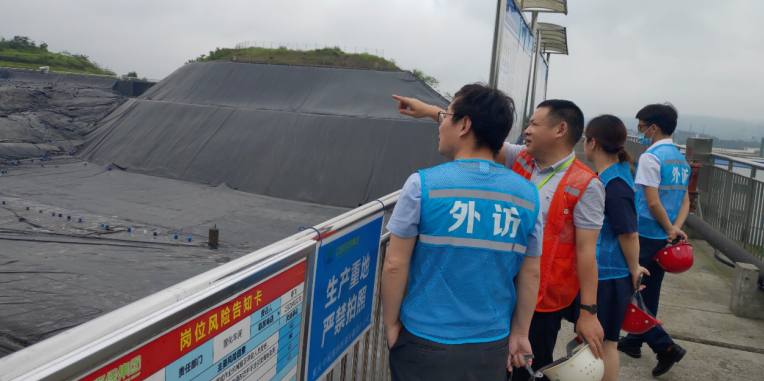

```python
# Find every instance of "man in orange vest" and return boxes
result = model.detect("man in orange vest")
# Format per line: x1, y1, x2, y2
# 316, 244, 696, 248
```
393, 96, 605, 379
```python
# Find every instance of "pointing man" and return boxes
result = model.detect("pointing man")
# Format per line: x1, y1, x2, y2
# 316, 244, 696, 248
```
382, 84, 544, 380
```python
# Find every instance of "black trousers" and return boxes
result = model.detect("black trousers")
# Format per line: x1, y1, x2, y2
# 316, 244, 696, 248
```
389, 326, 509, 381
622, 236, 675, 353
510, 309, 567, 381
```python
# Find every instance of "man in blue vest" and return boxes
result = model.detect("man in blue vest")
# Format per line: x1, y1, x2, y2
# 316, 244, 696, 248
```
381, 83, 544, 380
618, 103, 690, 377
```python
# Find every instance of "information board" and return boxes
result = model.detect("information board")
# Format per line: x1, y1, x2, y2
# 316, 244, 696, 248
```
80, 260, 307, 381
494, 0, 535, 143
303, 213, 384, 381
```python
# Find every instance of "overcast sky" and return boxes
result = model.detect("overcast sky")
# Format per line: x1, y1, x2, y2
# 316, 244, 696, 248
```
2, 0, 763, 123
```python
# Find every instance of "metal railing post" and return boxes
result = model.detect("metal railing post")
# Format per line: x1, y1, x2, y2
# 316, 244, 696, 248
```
688, 160, 702, 213
743, 176, 757, 248
685, 137, 713, 194
721, 170, 734, 236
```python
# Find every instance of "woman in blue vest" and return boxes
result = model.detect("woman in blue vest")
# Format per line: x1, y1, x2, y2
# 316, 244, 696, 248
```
581, 115, 649, 381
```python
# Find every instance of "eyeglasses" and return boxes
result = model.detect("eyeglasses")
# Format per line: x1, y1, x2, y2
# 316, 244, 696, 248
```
637, 123, 653, 131
438, 111, 454, 125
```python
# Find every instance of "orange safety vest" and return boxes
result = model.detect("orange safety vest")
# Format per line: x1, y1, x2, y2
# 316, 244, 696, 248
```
512, 151, 597, 312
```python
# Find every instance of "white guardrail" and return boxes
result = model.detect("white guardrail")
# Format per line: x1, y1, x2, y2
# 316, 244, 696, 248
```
0, 191, 400, 381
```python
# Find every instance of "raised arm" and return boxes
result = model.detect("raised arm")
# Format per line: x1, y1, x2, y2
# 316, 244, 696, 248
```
392, 95, 442, 121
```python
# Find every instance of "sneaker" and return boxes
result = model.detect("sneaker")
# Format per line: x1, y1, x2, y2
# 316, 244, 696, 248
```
652, 344, 687, 377
617, 337, 641, 359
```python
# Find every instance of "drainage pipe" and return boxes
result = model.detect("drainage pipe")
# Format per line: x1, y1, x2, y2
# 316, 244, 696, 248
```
685, 213, 764, 285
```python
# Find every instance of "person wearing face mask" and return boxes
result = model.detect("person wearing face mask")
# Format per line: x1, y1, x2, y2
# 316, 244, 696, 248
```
618, 103, 690, 377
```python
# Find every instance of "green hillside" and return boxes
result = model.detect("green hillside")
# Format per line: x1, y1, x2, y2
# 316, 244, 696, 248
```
190, 46, 401, 71
0, 36, 115, 75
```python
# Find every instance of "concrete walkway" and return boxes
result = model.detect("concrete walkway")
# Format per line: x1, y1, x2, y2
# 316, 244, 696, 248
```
553, 239, 764, 380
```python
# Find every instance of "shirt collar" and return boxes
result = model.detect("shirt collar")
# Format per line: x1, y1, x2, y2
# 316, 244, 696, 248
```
532, 151, 575, 173
649, 138, 674, 149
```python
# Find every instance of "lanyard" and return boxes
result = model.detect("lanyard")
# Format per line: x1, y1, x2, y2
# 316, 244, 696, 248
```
536, 156, 575, 190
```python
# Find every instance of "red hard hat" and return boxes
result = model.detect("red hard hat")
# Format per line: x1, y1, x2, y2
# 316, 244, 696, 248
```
622, 300, 663, 334
654, 243, 694, 274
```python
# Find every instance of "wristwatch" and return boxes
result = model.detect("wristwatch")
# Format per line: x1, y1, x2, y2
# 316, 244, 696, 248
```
580, 304, 598, 315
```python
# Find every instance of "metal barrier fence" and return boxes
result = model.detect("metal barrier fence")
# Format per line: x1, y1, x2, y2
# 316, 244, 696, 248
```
700, 153, 764, 260
0, 192, 399, 381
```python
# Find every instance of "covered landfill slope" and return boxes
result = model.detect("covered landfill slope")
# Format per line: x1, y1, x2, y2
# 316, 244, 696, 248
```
0, 70, 125, 159
79, 61, 450, 208
0, 62, 447, 357
0, 159, 346, 357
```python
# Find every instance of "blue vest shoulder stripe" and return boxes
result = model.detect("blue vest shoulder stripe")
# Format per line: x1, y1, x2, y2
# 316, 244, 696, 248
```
419, 234, 528, 254
428, 188, 536, 212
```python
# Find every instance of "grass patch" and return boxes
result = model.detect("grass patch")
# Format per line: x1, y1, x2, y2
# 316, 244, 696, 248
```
0, 36, 115, 75
190, 46, 400, 71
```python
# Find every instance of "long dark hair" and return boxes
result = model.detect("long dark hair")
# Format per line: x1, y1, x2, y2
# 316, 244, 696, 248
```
584, 114, 632, 163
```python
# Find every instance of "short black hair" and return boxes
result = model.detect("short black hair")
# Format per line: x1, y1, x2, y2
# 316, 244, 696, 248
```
452, 83, 516, 155
636, 103, 678, 135
536, 99, 585, 146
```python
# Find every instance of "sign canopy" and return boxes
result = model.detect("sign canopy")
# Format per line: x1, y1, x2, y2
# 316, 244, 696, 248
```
538, 22, 569, 55
518, 0, 568, 14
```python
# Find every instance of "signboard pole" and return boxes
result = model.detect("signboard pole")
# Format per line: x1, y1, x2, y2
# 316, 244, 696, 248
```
544, 53, 551, 101
489, 0, 508, 88
528, 28, 543, 118
520, 11, 538, 131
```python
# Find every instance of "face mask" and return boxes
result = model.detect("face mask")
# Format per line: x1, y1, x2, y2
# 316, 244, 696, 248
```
638, 127, 654, 146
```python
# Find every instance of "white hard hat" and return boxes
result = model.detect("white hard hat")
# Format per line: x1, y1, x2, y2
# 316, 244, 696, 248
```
538, 339, 604, 381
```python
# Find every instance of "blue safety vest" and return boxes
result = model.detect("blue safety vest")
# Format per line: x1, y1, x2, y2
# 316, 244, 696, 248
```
597, 162, 634, 280
635, 144, 690, 239
400, 159, 540, 344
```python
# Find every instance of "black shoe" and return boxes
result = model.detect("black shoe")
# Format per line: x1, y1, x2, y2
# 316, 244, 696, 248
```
652, 344, 687, 377
617, 337, 641, 359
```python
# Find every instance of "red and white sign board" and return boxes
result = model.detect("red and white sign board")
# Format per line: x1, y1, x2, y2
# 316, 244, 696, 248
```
79, 260, 306, 381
